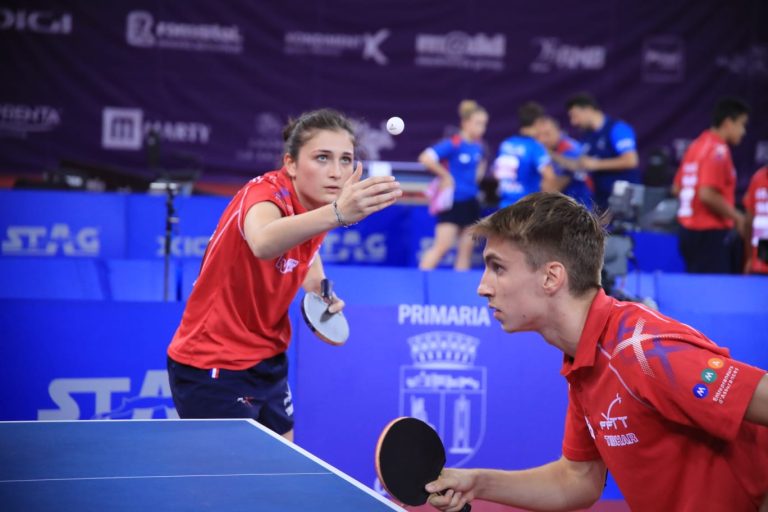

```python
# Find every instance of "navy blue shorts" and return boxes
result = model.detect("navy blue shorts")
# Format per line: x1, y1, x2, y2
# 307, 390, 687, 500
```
436, 198, 481, 228
167, 353, 294, 435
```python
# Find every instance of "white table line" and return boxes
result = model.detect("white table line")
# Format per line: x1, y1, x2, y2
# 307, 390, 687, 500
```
0, 472, 334, 484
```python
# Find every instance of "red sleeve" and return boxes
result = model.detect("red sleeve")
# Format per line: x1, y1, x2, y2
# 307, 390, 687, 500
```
743, 169, 764, 214
237, 175, 290, 233
562, 385, 602, 461
617, 337, 766, 441
697, 151, 729, 192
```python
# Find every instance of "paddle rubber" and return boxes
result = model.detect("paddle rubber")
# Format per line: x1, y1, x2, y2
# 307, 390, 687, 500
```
301, 278, 349, 345
375, 417, 471, 511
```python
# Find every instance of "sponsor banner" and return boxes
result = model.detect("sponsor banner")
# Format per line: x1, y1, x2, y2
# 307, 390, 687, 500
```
0, 190, 125, 258
125, 194, 228, 259
0, 1, 766, 188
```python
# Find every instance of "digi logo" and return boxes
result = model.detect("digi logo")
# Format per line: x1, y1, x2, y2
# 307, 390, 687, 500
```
692, 383, 708, 399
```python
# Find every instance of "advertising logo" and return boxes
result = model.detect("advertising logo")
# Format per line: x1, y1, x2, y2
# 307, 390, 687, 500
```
37, 370, 178, 420
0, 9, 72, 34
102, 107, 211, 151
2, 224, 100, 256
0, 103, 61, 139
284, 29, 390, 65
415, 31, 506, 71
716, 45, 768, 77
126, 10, 243, 54
530, 37, 606, 73
642, 36, 685, 83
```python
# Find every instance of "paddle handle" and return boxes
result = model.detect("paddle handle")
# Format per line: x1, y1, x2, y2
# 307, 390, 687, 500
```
320, 278, 332, 300
462, 505, 471, 511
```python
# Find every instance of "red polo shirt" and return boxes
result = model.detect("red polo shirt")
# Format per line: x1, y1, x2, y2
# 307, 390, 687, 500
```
168, 169, 325, 370
744, 167, 768, 274
674, 130, 737, 230
561, 290, 767, 511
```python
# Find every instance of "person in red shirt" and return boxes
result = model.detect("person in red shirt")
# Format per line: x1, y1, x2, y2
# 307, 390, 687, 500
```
744, 166, 768, 274
167, 109, 402, 441
425, 193, 768, 512
673, 97, 750, 273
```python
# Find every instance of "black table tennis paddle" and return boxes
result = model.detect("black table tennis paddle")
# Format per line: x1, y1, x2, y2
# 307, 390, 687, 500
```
375, 417, 471, 511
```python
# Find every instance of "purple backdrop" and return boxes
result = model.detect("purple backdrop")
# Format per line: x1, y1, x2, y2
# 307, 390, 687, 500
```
1, 0, 766, 194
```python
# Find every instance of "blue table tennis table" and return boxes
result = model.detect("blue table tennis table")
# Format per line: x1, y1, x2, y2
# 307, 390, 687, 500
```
0, 419, 406, 511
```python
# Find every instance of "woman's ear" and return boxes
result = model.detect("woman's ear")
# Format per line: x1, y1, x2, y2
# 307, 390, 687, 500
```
283, 154, 297, 179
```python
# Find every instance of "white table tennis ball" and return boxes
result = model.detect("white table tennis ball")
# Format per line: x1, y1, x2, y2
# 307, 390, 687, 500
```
386, 116, 405, 135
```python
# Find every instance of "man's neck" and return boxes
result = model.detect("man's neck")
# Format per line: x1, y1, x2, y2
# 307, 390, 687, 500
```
539, 288, 599, 358
591, 111, 606, 131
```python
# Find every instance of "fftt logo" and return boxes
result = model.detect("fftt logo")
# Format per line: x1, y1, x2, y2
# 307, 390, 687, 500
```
599, 393, 628, 430
2, 224, 100, 256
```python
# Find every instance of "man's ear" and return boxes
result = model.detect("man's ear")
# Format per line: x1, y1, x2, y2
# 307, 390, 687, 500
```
542, 261, 567, 295
284, 154, 297, 179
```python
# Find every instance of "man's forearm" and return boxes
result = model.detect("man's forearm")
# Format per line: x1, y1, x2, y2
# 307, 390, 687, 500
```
590, 151, 638, 171
472, 457, 605, 511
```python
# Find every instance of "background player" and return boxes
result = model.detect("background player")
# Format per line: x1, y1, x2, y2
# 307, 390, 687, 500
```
419, 100, 489, 271
492, 101, 552, 208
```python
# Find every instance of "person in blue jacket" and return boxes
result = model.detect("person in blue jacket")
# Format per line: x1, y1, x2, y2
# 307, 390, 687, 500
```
534, 115, 593, 208
553, 92, 640, 211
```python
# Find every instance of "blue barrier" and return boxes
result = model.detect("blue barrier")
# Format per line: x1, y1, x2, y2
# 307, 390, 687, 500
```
2, 189, 689, 272
1, 268, 766, 503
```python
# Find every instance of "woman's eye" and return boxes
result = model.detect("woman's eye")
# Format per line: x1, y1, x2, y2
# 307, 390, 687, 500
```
316, 154, 328, 162
340, 157, 353, 165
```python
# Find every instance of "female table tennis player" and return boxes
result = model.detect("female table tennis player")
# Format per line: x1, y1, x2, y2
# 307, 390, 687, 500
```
167, 108, 402, 441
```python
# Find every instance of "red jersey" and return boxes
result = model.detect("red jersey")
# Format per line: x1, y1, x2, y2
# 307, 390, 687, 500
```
168, 169, 325, 370
562, 290, 767, 511
674, 130, 737, 230
744, 167, 768, 274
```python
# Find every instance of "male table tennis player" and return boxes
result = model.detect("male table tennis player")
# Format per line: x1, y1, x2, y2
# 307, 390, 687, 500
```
426, 193, 767, 512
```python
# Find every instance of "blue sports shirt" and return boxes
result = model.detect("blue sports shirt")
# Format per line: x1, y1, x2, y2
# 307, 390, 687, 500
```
581, 117, 640, 209
493, 135, 550, 207
426, 135, 485, 202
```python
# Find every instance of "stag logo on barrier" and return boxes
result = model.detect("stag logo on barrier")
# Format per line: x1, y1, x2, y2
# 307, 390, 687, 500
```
37, 370, 178, 420
530, 37, 606, 73
643, 36, 685, 83
0, 9, 72, 34
284, 29, 390, 65
415, 31, 506, 71
102, 107, 211, 151
126, 10, 243, 54
2, 224, 100, 256
399, 332, 487, 468
0, 103, 61, 138
321, 231, 387, 263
